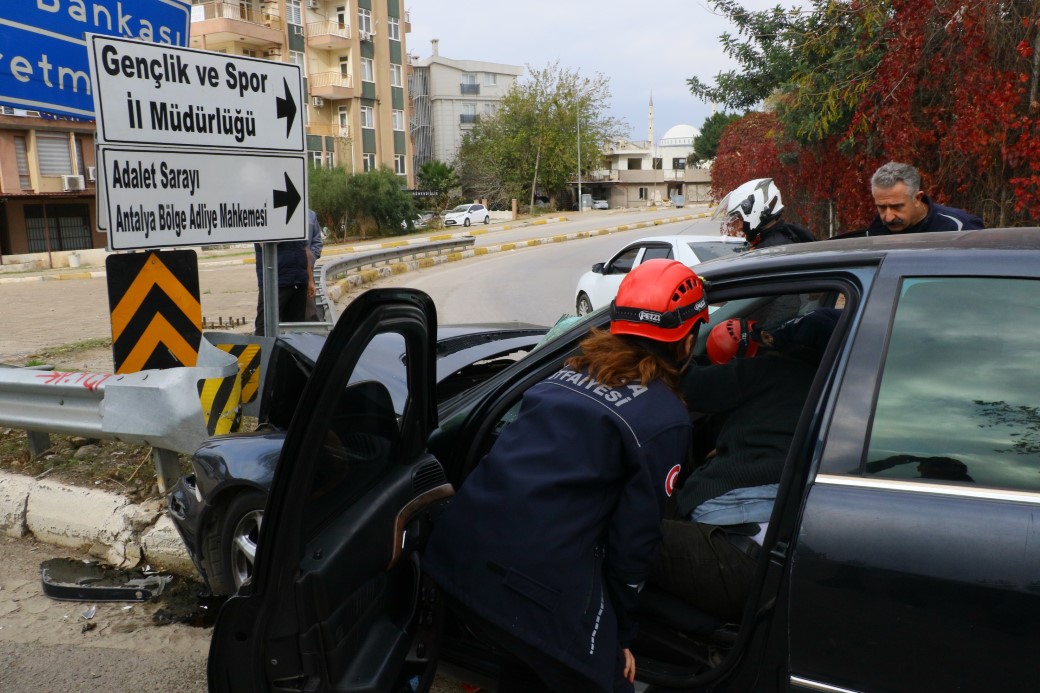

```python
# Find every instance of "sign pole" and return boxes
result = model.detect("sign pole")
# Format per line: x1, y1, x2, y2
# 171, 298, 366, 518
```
261, 244, 279, 338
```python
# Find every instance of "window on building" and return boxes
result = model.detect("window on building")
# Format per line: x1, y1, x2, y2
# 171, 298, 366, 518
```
362, 153, 376, 172
290, 51, 304, 69
672, 157, 686, 170
241, 48, 257, 58
361, 57, 374, 82
460, 102, 477, 124
336, 4, 347, 28
462, 73, 477, 85
390, 63, 403, 87
24, 204, 92, 252
863, 277, 1040, 492
14, 136, 31, 189
287, 0, 302, 25
394, 154, 406, 175
638, 187, 648, 200
627, 158, 642, 170
310, 150, 324, 167
357, 8, 372, 33
339, 56, 350, 77
392, 109, 404, 131
388, 16, 400, 40
326, 151, 335, 168
36, 133, 73, 175
74, 137, 85, 176
483, 103, 495, 116
484, 72, 497, 86
338, 105, 350, 129
360, 105, 374, 128
652, 157, 663, 170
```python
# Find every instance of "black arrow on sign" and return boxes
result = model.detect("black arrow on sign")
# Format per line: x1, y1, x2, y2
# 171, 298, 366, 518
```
273, 172, 301, 223
276, 78, 297, 138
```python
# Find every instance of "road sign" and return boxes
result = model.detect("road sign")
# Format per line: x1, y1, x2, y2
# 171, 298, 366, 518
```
98, 146, 306, 249
88, 34, 304, 152
0, 1, 190, 117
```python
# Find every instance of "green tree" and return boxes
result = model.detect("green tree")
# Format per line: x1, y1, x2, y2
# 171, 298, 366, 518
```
342, 167, 418, 237
692, 111, 742, 164
416, 160, 459, 213
455, 62, 626, 209
308, 164, 350, 241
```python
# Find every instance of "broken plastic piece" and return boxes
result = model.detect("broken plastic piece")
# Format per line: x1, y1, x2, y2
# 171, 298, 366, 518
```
40, 558, 174, 602
81, 604, 97, 620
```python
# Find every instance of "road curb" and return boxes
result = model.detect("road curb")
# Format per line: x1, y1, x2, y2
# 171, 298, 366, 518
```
0, 471, 194, 575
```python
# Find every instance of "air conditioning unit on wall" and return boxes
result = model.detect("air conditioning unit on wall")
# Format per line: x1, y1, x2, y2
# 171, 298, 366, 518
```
358, 30, 372, 42
311, 96, 325, 107
86, 166, 96, 182
62, 174, 86, 192
307, 0, 319, 8
265, 47, 281, 58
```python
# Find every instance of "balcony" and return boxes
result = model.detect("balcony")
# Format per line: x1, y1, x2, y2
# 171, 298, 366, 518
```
308, 123, 351, 139
307, 20, 351, 51
460, 83, 480, 95
189, 1, 283, 49
309, 72, 354, 100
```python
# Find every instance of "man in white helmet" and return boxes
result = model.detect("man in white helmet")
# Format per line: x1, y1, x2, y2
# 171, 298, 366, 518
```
714, 178, 816, 249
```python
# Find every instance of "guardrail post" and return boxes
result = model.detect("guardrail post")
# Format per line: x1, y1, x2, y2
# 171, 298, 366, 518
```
152, 448, 181, 494
26, 431, 51, 456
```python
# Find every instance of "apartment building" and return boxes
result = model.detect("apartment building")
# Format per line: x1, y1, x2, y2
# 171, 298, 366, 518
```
189, 0, 414, 182
409, 39, 523, 170
0, 110, 100, 261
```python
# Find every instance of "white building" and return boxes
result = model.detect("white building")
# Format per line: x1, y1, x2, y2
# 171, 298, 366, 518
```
408, 40, 523, 170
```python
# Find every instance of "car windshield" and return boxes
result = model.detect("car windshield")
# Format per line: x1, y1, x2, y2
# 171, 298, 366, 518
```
686, 241, 744, 262
449, 205, 470, 213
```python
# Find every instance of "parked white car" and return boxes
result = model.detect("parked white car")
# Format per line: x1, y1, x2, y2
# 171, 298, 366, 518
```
443, 203, 490, 227
574, 234, 746, 314
592, 199, 609, 210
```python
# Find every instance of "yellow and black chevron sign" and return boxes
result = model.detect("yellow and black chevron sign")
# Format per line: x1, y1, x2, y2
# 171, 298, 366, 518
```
215, 343, 263, 405
198, 371, 243, 435
107, 250, 202, 374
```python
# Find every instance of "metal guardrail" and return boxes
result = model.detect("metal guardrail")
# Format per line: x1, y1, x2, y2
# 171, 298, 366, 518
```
313, 236, 475, 323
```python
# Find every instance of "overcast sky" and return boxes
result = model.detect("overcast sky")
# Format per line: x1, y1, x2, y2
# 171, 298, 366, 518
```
406, 0, 798, 141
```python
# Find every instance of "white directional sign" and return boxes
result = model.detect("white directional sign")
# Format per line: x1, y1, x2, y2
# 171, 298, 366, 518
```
89, 34, 304, 152
99, 147, 305, 250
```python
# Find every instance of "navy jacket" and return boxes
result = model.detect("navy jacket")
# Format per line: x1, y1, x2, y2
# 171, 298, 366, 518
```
423, 367, 691, 691
750, 220, 815, 249
253, 239, 309, 287
865, 195, 983, 235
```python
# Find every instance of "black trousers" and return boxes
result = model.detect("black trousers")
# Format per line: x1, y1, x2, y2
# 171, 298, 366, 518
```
647, 519, 759, 623
448, 599, 632, 693
254, 283, 309, 335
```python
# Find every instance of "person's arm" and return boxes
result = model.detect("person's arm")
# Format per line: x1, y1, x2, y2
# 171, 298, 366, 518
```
308, 212, 324, 259
306, 247, 316, 298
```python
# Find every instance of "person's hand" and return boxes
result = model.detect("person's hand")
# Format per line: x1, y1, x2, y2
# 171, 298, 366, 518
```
307, 279, 316, 298
622, 648, 636, 683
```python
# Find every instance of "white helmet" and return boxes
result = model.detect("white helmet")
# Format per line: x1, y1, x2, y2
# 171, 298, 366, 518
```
714, 178, 784, 239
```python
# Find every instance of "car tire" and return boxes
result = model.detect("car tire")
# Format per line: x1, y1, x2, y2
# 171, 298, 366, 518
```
576, 293, 594, 316
483, 216, 490, 224
464, 218, 471, 227
202, 490, 265, 596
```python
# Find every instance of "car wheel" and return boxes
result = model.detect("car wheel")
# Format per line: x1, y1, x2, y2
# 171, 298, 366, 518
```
202, 490, 265, 596
464, 218, 471, 227
483, 216, 490, 224
576, 293, 594, 316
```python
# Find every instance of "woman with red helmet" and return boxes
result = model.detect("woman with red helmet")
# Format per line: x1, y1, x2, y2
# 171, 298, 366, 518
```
422, 259, 709, 692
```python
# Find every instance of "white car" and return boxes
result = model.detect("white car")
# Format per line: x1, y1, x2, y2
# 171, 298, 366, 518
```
592, 199, 609, 210
574, 234, 746, 314
443, 203, 489, 227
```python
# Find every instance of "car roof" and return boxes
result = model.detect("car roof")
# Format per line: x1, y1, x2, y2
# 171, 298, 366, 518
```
625, 234, 745, 246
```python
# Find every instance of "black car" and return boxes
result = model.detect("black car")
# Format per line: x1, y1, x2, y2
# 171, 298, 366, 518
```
208, 228, 1040, 692
167, 324, 548, 596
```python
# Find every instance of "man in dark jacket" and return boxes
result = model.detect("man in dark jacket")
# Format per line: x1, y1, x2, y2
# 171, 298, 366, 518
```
865, 162, 983, 235
253, 235, 314, 336
716, 178, 816, 249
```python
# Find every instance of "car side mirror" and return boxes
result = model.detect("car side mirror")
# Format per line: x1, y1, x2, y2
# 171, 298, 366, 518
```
592, 262, 605, 274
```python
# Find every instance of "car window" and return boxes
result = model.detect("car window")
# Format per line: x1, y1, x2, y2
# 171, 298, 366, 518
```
642, 245, 673, 262
450, 205, 468, 213
608, 247, 641, 274
686, 241, 745, 263
472, 205, 484, 212
864, 277, 1040, 492
304, 329, 407, 536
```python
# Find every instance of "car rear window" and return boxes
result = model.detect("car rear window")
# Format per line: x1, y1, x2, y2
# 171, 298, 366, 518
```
686, 241, 744, 263
864, 277, 1040, 492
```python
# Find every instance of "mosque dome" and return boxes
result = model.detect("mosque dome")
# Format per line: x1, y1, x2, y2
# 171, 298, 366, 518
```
659, 124, 699, 147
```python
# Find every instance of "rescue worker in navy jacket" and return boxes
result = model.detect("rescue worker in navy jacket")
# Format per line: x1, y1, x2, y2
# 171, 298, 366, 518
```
422, 259, 711, 692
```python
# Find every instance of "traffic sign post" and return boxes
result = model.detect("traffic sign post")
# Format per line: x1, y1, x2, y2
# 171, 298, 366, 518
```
88, 35, 304, 151
98, 147, 306, 249
0, 1, 190, 117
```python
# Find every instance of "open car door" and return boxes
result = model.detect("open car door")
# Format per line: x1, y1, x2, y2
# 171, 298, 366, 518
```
209, 288, 451, 692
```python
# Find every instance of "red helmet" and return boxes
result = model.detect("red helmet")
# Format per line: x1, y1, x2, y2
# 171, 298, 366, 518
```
610, 259, 709, 342
707, 318, 760, 364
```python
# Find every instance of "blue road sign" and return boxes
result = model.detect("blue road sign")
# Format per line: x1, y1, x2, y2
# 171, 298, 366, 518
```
0, 0, 189, 118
